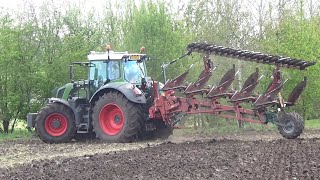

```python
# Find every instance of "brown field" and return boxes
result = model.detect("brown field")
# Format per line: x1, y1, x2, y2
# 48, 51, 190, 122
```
1, 130, 320, 179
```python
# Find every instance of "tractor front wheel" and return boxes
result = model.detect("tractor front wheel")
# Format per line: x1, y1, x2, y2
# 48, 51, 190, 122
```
277, 112, 304, 139
35, 103, 76, 143
92, 91, 143, 142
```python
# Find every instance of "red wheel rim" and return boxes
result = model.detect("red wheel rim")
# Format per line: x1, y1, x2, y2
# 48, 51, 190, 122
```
99, 104, 124, 135
45, 113, 68, 136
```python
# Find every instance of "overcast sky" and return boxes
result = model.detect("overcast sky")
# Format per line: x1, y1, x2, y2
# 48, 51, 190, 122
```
0, 0, 108, 13
0, 0, 62, 9
0, 0, 317, 27
0, 0, 102, 8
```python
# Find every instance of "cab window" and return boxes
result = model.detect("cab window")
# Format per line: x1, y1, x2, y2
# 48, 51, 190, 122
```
89, 60, 120, 87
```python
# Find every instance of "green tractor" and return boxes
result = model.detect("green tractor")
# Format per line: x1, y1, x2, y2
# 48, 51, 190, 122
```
27, 47, 168, 143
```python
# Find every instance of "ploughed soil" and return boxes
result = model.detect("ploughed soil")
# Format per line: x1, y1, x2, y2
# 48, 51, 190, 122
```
1, 130, 320, 179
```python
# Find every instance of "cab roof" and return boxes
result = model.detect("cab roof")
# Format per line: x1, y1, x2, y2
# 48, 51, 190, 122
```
88, 51, 146, 61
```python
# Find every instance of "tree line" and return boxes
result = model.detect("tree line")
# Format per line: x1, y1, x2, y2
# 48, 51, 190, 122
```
0, 0, 319, 133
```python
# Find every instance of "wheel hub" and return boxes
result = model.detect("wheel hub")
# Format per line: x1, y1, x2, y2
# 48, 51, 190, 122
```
52, 119, 61, 129
99, 103, 125, 136
114, 115, 121, 125
283, 121, 294, 133
44, 113, 68, 137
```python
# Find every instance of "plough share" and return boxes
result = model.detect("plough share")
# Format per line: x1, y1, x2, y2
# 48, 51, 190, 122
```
149, 42, 316, 139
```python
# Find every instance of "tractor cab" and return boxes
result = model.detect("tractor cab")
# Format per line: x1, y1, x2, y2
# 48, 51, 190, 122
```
87, 50, 148, 89
60, 49, 149, 102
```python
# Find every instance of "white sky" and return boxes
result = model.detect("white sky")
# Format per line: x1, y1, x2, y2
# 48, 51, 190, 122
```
0, 0, 117, 18
0, 0, 103, 8
0, 0, 317, 26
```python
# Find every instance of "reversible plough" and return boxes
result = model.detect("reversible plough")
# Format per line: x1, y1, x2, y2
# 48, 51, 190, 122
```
150, 42, 316, 139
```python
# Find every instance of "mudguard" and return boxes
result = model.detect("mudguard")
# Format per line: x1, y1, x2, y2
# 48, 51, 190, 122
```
89, 82, 147, 105
26, 98, 75, 128
49, 98, 76, 113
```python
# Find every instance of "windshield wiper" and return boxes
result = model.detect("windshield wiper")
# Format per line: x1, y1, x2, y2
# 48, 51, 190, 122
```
136, 61, 145, 78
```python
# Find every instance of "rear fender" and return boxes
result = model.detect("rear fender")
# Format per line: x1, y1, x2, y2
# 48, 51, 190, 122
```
49, 98, 75, 114
89, 82, 146, 106
27, 98, 75, 129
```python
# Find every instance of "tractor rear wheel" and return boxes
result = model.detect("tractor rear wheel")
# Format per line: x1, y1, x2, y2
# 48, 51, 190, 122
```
35, 103, 76, 143
92, 91, 143, 142
277, 112, 304, 139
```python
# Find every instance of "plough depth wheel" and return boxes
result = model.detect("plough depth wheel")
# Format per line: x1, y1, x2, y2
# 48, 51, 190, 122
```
277, 112, 304, 139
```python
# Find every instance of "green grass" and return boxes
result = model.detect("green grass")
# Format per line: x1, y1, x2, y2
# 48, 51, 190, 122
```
0, 121, 34, 141
0, 129, 34, 141
305, 119, 320, 129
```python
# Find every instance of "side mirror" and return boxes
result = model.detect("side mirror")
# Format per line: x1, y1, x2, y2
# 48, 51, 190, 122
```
69, 65, 74, 81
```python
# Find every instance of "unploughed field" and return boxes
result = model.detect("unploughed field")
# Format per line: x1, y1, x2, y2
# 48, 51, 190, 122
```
0, 130, 320, 180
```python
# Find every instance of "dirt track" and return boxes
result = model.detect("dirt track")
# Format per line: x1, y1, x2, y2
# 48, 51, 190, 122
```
1, 130, 320, 179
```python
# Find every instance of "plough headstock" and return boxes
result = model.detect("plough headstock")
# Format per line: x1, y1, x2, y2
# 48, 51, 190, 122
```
150, 42, 316, 139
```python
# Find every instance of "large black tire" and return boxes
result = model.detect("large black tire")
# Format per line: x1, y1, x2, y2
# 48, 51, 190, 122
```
35, 103, 76, 143
278, 112, 304, 139
92, 91, 143, 142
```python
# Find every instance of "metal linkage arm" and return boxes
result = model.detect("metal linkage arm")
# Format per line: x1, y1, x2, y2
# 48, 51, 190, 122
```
161, 51, 192, 83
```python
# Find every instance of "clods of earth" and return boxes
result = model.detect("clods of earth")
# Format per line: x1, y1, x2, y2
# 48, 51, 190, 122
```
1, 131, 320, 179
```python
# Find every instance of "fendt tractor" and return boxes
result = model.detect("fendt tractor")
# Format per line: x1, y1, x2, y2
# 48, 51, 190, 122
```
27, 43, 316, 143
